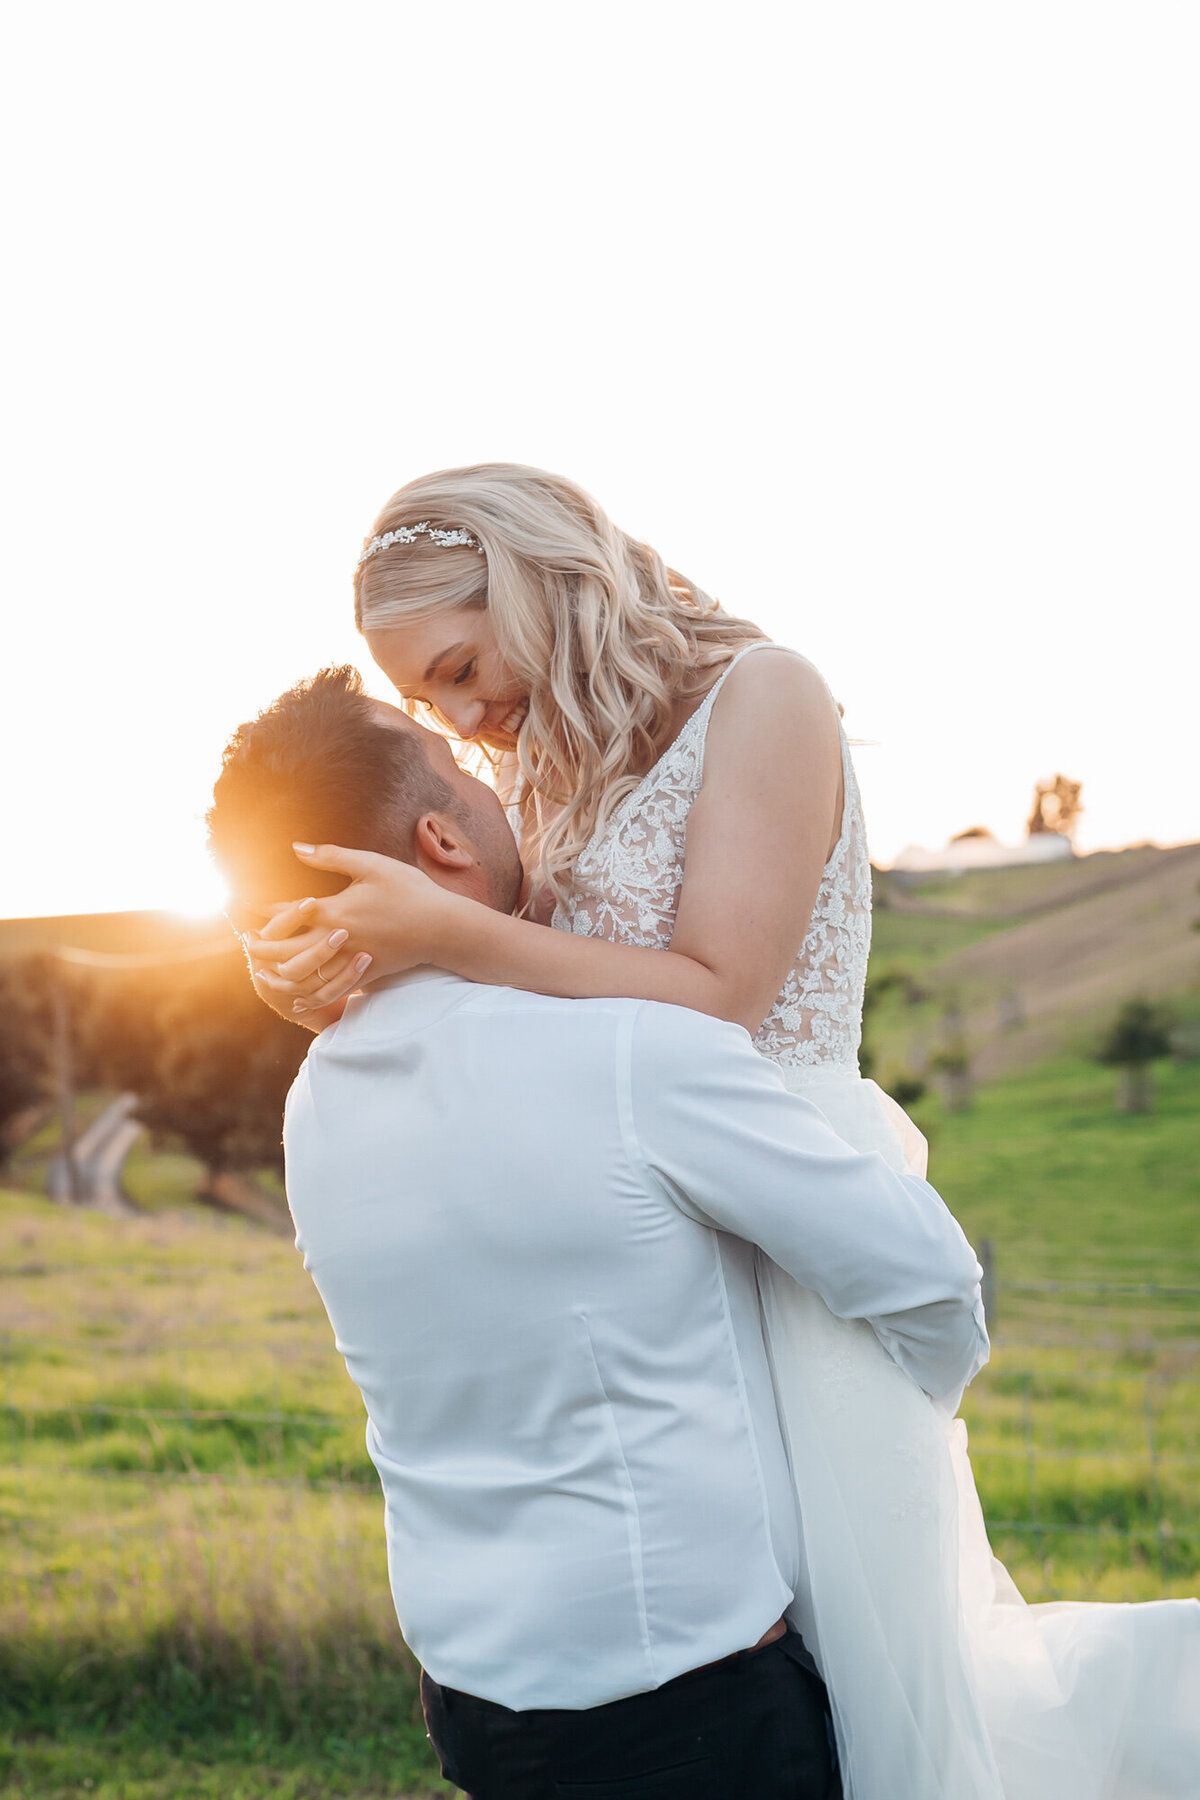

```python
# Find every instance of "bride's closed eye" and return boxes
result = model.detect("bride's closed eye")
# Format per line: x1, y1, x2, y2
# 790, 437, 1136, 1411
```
453, 659, 477, 686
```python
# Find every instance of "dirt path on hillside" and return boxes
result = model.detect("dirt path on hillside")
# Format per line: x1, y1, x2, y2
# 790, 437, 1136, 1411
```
933, 842, 1200, 1079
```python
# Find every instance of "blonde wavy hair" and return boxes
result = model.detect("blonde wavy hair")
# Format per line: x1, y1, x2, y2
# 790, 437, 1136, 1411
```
353, 463, 767, 905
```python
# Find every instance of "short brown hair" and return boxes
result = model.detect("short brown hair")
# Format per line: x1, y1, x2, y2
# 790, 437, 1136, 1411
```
207, 666, 457, 904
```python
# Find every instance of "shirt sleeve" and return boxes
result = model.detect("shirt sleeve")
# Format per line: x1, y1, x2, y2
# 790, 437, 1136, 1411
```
622, 1003, 989, 1404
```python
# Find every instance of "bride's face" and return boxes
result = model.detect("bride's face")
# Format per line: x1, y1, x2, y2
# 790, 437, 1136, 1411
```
366, 608, 529, 752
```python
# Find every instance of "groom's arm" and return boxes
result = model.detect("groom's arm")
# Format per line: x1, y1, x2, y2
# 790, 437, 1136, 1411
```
622, 1003, 988, 1404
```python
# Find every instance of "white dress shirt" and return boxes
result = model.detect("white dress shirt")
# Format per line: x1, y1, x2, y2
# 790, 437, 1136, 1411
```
283, 969, 987, 1711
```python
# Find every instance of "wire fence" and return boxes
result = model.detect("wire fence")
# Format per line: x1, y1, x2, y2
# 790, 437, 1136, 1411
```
999, 1280, 1200, 1298
3, 1275, 1199, 1601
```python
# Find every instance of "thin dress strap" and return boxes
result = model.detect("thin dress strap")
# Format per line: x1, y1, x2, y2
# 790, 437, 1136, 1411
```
695, 639, 779, 722
692, 640, 794, 783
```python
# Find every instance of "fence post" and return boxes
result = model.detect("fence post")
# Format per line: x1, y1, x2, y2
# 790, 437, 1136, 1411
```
179, 1349, 193, 1474
0, 1332, 12, 1467
51, 976, 83, 1203
271, 1345, 285, 1469
980, 1238, 996, 1329
1144, 1375, 1167, 1582
1022, 1370, 1040, 1557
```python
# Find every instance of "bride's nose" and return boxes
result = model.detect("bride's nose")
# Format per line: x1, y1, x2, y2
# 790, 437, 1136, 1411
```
438, 695, 488, 739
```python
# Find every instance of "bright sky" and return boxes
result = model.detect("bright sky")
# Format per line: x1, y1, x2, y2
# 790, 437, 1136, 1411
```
2, 3, 1196, 919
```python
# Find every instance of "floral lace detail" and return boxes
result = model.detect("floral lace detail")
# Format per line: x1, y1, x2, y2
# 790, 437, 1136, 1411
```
551, 643, 873, 1073
808, 1315, 873, 1419
888, 1442, 938, 1523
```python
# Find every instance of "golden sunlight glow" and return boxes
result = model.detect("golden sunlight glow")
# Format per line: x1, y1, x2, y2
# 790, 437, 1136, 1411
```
170, 864, 233, 920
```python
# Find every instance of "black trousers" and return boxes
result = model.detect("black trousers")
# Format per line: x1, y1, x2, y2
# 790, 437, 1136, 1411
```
420, 1627, 841, 1799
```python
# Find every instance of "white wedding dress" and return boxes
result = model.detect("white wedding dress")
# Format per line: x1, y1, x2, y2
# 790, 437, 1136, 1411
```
550, 642, 1200, 1799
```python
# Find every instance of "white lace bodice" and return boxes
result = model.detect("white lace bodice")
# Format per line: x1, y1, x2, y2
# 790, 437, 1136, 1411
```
551, 644, 873, 1073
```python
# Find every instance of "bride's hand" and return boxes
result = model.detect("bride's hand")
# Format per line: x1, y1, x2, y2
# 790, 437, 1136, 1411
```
242, 844, 452, 1015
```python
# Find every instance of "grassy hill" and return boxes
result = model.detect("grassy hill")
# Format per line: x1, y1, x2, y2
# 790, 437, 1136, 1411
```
877, 841, 1193, 920
868, 840, 1200, 1086
0, 910, 234, 963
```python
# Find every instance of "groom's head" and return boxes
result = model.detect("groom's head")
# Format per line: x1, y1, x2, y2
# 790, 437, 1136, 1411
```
207, 666, 523, 919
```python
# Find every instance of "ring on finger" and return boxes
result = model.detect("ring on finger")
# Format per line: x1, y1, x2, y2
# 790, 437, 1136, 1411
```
316, 963, 328, 981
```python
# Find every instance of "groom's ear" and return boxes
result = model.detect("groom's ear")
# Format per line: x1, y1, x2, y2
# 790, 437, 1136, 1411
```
412, 811, 476, 874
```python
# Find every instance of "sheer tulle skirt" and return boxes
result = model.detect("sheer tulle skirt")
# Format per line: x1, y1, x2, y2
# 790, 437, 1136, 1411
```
763, 1067, 1200, 1800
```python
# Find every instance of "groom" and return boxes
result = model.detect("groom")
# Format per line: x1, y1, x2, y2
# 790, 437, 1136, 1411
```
209, 667, 989, 1800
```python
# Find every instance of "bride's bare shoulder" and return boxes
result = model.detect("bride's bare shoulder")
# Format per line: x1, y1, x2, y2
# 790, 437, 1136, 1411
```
708, 645, 841, 744
688, 645, 845, 865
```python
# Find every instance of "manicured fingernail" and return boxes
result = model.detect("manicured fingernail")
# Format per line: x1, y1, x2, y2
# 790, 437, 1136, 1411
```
328, 929, 349, 950
298, 897, 317, 913
293, 843, 315, 855
354, 954, 373, 974
292, 1000, 309, 1014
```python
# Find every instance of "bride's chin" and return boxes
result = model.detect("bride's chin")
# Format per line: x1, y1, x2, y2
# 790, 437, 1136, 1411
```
475, 726, 519, 754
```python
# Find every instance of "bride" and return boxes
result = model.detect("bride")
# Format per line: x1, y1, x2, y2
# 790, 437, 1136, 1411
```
247, 463, 1200, 1798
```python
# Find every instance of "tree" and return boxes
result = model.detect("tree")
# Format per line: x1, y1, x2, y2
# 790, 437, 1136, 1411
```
929, 1041, 973, 1113
0, 1034, 48, 1176
888, 1073, 928, 1109
1027, 774, 1083, 840
928, 991, 973, 1112
135, 959, 307, 1176
0, 958, 55, 1174
1096, 998, 1173, 1113
860, 968, 927, 1105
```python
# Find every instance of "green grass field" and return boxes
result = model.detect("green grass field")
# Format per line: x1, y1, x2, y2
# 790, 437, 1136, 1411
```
918, 1055, 1200, 1286
2, 1046, 1198, 1796
911, 1055, 1200, 1603
0, 1193, 446, 1798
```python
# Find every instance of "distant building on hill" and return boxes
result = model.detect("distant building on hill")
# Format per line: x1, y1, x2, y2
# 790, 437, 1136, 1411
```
890, 776, 1082, 875
889, 829, 1075, 875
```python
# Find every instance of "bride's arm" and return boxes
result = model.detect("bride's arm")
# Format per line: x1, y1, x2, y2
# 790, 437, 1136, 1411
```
252, 653, 844, 1035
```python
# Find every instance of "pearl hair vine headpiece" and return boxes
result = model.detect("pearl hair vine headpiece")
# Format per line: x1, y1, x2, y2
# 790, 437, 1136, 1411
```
357, 521, 483, 565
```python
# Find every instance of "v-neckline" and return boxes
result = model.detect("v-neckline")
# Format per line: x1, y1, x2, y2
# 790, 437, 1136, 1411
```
581, 643, 775, 859
577, 642, 854, 883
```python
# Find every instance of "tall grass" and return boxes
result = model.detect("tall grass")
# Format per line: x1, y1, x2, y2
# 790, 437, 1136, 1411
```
0, 1190, 448, 1795
2, 1469, 414, 1735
